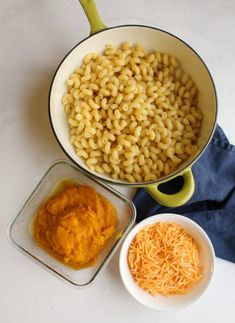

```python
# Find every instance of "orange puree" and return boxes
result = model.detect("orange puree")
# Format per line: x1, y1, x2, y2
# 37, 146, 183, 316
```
33, 185, 118, 269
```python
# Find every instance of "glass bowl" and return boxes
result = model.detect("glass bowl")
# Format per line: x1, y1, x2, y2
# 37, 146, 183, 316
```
9, 160, 136, 286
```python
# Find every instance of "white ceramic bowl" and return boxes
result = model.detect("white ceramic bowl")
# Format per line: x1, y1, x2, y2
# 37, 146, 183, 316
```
119, 213, 215, 311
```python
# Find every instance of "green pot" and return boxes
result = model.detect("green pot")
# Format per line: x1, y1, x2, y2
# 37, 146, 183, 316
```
49, 0, 217, 207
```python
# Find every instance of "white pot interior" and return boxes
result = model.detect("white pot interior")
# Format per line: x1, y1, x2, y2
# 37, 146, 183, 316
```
49, 26, 217, 185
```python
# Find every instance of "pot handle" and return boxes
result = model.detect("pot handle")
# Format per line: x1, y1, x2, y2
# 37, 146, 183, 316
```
146, 167, 195, 207
79, 0, 107, 35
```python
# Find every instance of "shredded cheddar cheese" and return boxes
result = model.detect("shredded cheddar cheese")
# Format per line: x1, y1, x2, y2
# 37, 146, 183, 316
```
128, 222, 202, 297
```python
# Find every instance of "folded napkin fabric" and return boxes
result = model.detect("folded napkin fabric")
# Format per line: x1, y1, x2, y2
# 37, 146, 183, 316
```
133, 125, 235, 263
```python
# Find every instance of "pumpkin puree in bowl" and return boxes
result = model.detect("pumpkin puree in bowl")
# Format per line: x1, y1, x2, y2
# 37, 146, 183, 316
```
33, 185, 118, 269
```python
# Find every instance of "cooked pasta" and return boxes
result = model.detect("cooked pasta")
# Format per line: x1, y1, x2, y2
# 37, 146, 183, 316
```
128, 222, 202, 297
63, 42, 203, 183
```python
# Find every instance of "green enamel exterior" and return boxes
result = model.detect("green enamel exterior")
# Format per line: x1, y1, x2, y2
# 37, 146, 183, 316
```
146, 167, 195, 207
80, 0, 107, 34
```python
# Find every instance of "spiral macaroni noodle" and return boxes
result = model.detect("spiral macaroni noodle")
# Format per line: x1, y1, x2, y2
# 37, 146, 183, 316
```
63, 42, 203, 183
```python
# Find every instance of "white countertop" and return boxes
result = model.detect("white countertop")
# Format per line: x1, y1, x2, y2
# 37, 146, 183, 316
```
1, 0, 235, 322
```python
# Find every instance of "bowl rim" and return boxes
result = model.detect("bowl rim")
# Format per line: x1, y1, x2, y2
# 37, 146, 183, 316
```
48, 24, 218, 187
119, 212, 215, 311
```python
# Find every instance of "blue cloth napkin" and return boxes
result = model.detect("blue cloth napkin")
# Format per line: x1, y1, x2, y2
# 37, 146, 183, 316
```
133, 125, 235, 263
